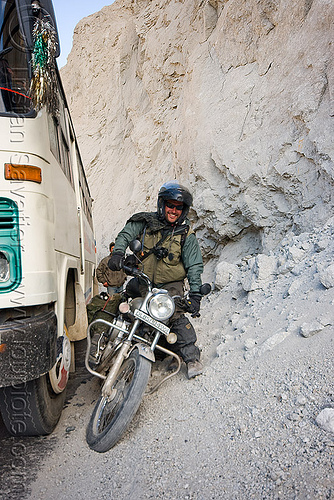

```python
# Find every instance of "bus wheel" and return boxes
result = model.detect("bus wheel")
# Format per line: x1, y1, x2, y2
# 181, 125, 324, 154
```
0, 327, 71, 436
49, 326, 71, 394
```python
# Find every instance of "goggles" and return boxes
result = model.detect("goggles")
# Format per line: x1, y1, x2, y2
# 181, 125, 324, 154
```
165, 201, 184, 211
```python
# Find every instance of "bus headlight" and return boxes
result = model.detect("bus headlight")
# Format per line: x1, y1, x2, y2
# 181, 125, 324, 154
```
148, 293, 175, 321
0, 252, 10, 282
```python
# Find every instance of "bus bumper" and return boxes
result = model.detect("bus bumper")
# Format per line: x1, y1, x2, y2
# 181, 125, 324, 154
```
0, 311, 57, 387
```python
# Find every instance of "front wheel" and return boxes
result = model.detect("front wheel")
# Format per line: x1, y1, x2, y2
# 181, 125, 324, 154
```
86, 348, 151, 453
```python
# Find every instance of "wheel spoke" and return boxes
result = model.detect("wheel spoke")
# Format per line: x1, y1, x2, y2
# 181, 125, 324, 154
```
86, 349, 152, 451
96, 358, 136, 433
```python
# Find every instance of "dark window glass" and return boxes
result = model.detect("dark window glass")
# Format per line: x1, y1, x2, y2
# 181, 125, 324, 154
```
0, 0, 32, 115
77, 147, 93, 229
48, 113, 60, 162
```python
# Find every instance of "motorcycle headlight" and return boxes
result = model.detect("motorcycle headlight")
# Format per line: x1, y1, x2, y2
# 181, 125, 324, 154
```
148, 293, 175, 321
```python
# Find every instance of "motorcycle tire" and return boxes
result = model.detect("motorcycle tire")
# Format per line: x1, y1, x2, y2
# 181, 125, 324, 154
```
86, 348, 151, 452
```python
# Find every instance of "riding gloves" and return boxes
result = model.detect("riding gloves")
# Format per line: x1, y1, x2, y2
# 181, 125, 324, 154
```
187, 293, 202, 318
108, 252, 124, 271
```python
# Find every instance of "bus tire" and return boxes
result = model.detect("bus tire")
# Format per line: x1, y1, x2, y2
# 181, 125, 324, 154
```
0, 373, 67, 436
0, 326, 71, 436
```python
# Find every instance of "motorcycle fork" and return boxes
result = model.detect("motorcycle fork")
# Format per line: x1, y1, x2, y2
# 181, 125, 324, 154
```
101, 319, 140, 398
150, 331, 161, 351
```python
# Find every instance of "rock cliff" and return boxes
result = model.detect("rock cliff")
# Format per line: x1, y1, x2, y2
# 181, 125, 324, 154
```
61, 0, 333, 270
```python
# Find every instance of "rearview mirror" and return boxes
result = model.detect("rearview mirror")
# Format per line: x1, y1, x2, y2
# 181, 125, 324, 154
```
200, 283, 211, 296
129, 240, 142, 253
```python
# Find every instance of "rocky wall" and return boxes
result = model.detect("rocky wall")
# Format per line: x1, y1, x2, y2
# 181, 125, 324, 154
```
61, 0, 333, 263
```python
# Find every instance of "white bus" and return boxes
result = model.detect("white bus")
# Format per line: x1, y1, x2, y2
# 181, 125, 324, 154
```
0, 0, 96, 435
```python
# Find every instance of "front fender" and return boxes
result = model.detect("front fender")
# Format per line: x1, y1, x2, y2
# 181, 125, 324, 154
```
131, 343, 155, 363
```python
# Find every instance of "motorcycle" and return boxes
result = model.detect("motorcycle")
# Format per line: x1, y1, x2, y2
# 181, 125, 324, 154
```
85, 240, 211, 453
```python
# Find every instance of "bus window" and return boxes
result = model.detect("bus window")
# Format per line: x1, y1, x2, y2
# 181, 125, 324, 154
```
60, 129, 74, 188
0, 0, 32, 115
48, 116, 75, 188
48, 113, 61, 162
76, 147, 93, 229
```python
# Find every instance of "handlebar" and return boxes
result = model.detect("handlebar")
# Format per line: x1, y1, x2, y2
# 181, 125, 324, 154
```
173, 296, 195, 315
122, 264, 139, 276
121, 244, 211, 318
121, 263, 153, 290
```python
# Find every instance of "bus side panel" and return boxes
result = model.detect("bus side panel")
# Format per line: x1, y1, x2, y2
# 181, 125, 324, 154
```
51, 160, 81, 259
0, 166, 57, 307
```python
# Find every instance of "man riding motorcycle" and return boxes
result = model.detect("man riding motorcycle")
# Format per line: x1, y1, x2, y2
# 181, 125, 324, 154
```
108, 181, 204, 379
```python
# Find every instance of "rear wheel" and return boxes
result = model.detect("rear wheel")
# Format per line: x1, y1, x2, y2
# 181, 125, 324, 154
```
86, 348, 151, 452
0, 327, 71, 436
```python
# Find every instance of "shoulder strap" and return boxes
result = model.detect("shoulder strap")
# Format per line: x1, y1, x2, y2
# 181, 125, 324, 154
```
180, 225, 189, 248
127, 212, 165, 233
140, 224, 189, 260
140, 229, 168, 261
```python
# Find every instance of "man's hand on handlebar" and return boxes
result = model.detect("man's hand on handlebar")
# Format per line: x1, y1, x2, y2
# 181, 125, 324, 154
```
186, 293, 202, 318
108, 253, 124, 271
124, 255, 138, 268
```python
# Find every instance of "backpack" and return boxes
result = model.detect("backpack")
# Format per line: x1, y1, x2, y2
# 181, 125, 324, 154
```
86, 293, 122, 334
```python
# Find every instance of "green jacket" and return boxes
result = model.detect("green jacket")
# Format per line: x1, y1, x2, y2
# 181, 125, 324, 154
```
113, 212, 203, 292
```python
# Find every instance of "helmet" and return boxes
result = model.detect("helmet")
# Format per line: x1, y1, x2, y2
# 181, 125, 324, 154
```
157, 181, 193, 224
